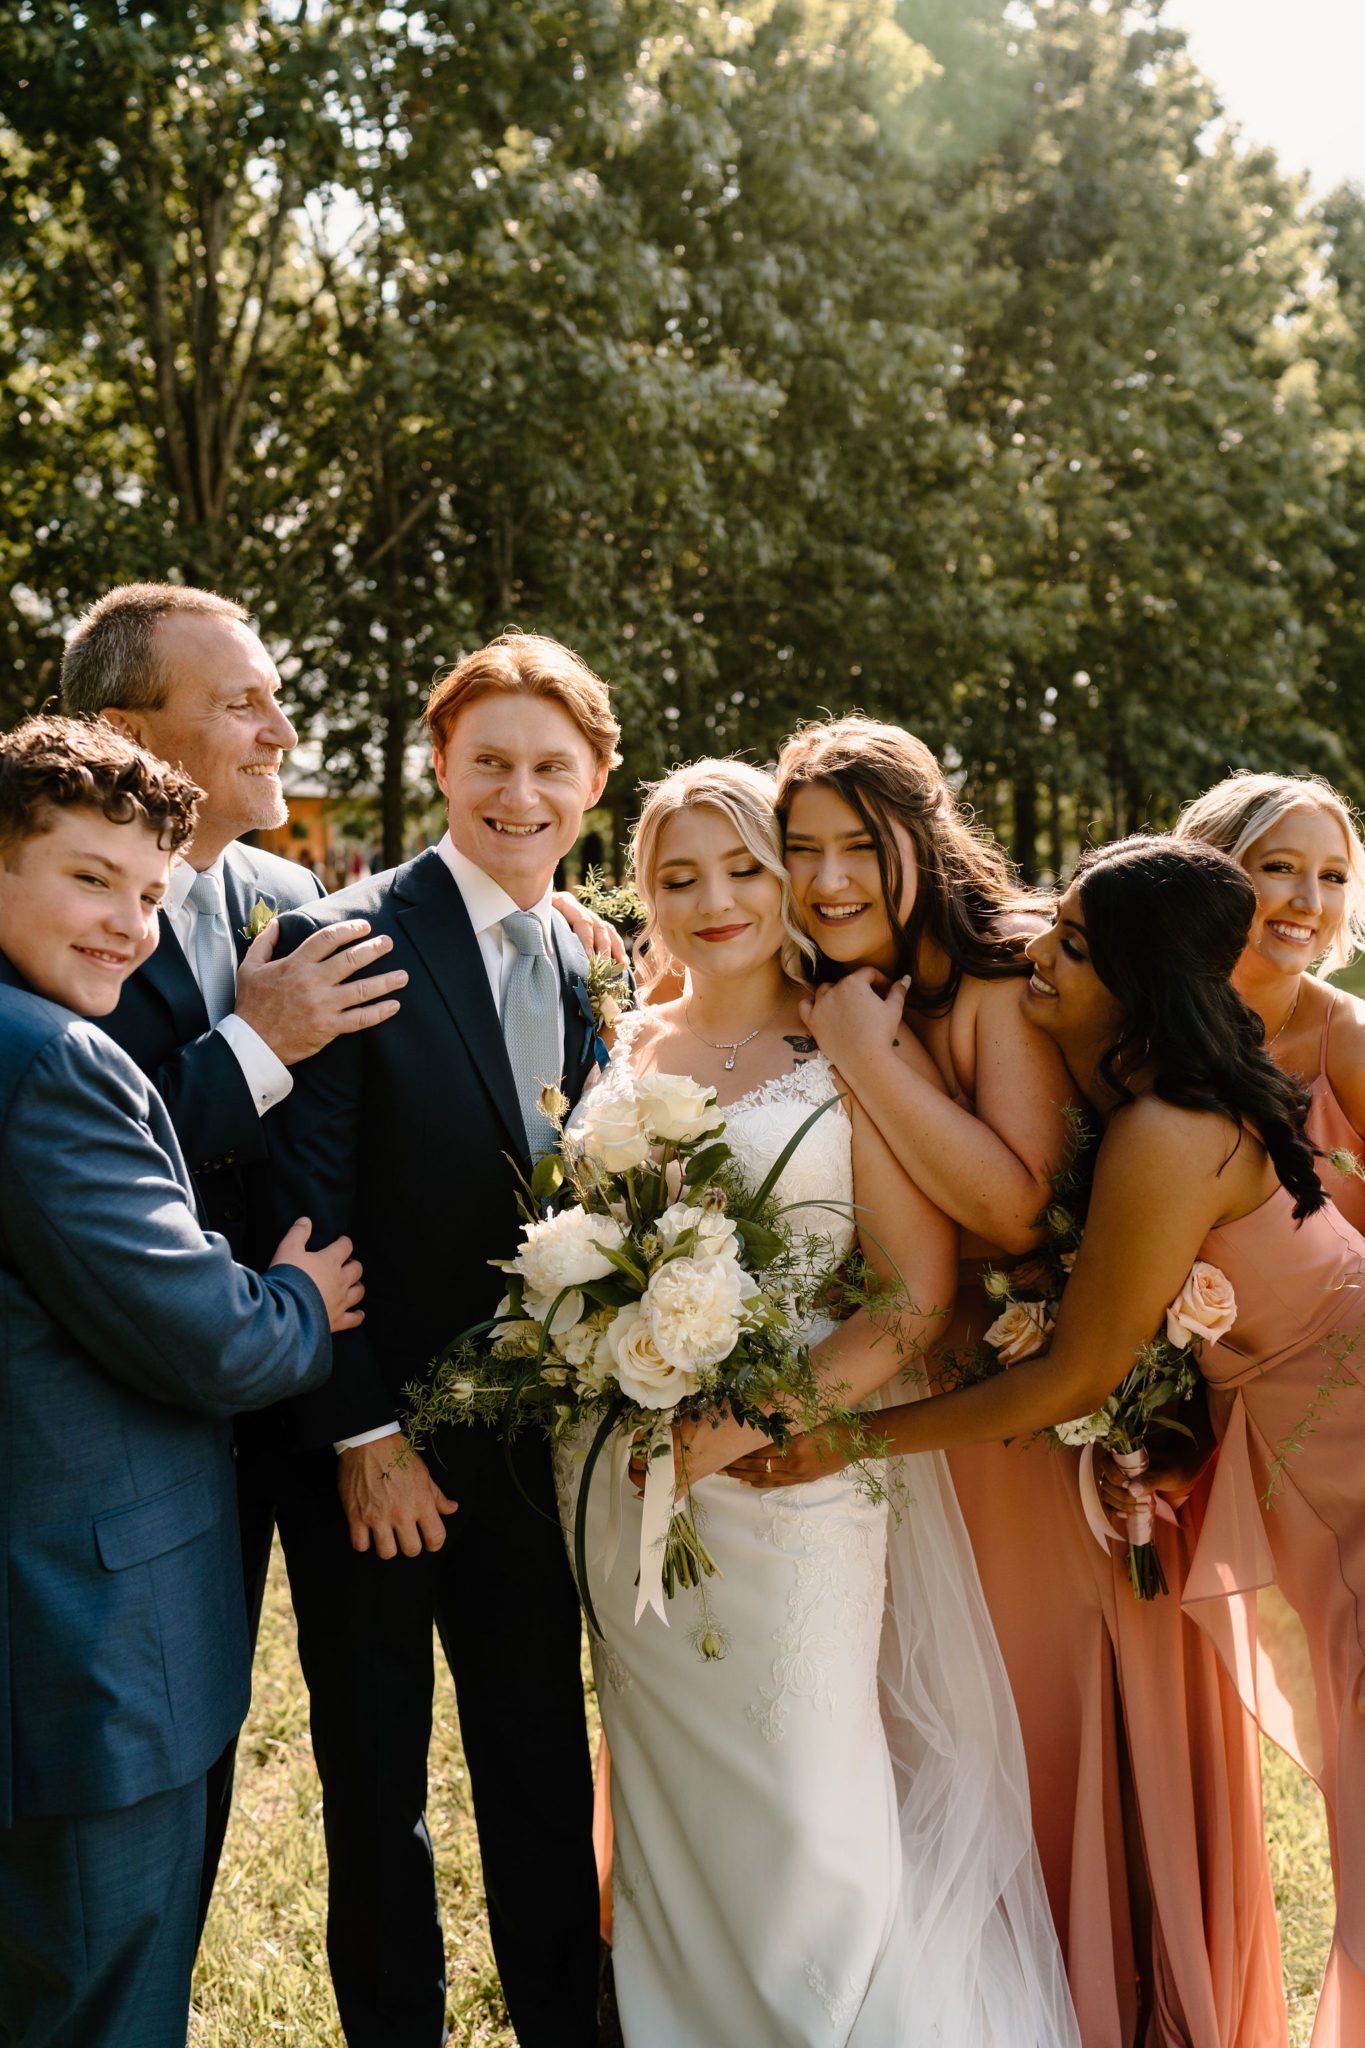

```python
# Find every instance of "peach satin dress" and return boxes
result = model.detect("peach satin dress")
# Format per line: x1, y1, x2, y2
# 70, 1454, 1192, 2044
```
1304, 990, 1365, 1236
1185, 1183, 1365, 2047
946, 1278, 1286, 2048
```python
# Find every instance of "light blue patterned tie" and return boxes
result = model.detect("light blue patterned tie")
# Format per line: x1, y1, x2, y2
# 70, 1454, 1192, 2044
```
187, 869, 237, 1026
501, 911, 561, 1157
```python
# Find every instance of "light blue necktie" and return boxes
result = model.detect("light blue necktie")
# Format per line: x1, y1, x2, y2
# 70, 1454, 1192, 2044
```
501, 911, 562, 1157
187, 869, 237, 1026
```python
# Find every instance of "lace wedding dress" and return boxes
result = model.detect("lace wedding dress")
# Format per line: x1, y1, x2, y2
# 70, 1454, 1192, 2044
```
558, 1014, 1078, 2047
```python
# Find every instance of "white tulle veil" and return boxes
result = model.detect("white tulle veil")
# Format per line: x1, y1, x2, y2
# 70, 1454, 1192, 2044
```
871, 1385, 1081, 2046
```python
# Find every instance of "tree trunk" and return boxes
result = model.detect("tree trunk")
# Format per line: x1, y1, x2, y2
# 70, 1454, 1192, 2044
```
1012, 775, 1038, 883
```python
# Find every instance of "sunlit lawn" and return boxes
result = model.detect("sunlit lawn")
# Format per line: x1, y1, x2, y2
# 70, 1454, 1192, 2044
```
191, 1544, 1331, 2045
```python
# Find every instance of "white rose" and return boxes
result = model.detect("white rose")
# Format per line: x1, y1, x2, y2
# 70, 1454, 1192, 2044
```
983, 1299, 1053, 1366
574, 1091, 650, 1172
1166, 1261, 1238, 1349
632, 1071, 721, 1145
601, 1304, 701, 1408
655, 1202, 742, 1265
514, 1207, 625, 1299
642, 1254, 745, 1369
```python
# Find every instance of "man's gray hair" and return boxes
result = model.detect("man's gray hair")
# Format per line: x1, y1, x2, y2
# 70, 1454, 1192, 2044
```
60, 583, 250, 717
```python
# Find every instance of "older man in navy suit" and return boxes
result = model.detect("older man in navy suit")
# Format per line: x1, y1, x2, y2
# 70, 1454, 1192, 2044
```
60, 582, 409, 1924
0, 715, 363, 2048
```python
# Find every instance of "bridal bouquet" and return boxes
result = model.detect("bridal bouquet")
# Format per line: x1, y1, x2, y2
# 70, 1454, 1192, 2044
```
940, 1112, 1224, 1599
405, 1070, 882, 1659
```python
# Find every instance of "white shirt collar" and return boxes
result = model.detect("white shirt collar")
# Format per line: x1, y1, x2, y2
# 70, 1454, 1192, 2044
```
167, 850, 227, 917
434, 833, 555, 947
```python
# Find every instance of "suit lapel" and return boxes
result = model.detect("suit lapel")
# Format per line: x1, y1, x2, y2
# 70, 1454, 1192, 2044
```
552, 918, 599, 1105
140, 912, 210, 1039
221, 847, 274, 966
394, 850, 529, 1160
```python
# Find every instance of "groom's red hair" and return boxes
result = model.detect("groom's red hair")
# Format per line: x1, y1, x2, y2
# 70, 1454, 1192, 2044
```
425, 630, 622, 770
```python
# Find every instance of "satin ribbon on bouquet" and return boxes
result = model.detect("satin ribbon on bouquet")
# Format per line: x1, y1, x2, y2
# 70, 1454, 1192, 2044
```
1078, 1441, 1179, 1558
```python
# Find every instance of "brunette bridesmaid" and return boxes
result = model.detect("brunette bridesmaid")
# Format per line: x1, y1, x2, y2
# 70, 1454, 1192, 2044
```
743, 835, 1361, 2046
775, 725, 1286, 2048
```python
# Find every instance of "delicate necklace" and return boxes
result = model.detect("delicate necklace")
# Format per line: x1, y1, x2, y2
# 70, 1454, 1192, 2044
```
685, 997, 782, 1072
1265, 984, 1302, 1049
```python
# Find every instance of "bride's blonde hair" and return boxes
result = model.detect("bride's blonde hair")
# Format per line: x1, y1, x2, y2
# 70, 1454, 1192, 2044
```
630, 758, 816, 990
1175, 770, 1365, 975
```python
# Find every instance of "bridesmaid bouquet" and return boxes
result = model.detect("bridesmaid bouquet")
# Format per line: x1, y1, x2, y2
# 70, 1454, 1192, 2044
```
405, 1071, 886, 1661
941, 1113, 1228, 1598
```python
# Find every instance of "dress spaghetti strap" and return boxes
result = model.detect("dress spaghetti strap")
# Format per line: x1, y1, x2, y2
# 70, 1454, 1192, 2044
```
1319, 983, 1339, 1074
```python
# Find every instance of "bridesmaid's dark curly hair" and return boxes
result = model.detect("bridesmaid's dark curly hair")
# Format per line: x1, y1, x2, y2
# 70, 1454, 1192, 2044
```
1074, 836, 1324, 1220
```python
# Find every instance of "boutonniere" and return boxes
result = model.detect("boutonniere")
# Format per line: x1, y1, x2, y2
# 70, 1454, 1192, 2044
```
240, 895, 278, 942
583, 950, 632, 1035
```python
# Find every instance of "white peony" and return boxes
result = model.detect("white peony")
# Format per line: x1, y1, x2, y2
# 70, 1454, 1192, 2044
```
514, 1207, 625, 1299
641, 1254, 746, 1369
524, 1288, 585, 1339
655, 1202, 742, 1265
632, 1071, 722, 1146
574, 1091, 651, 1172
601, 1304, 702, 1408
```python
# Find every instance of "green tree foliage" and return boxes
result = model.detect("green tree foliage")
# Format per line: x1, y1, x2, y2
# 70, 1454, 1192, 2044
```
1, 0, 1363, 873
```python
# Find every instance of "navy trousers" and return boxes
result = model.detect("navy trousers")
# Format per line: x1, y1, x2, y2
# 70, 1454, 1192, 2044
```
0, 1775, 206, 2047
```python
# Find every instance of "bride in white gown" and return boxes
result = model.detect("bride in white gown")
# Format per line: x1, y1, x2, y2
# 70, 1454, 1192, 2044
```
558, 761, 1078, 2048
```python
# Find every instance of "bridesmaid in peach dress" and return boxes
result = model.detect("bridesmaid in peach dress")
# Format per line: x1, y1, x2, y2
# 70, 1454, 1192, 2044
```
775, 725, 1285, 2048
1176, 771, 1365, 1230
739, 835, 1358, 2046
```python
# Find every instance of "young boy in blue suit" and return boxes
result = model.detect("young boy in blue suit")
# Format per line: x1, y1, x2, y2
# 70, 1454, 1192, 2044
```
0, 716, 361, 2048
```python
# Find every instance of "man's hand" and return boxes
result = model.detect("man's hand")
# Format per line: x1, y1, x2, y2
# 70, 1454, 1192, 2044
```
234, 917, 408, 1065
336, 1436, 458, 1558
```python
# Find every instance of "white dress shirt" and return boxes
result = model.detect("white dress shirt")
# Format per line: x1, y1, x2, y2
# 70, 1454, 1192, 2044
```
165, 855, 292, 1116
336, 834, 563, 1455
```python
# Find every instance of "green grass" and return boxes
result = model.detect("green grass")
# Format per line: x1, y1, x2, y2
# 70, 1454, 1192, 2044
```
191, 1544, 1331, 2044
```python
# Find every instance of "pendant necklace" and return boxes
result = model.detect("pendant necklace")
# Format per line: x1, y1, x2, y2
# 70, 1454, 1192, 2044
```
685, 998, 781, 1072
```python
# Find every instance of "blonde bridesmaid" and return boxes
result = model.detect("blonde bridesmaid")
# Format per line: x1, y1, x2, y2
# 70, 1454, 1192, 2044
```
1176, 772, 1365, 1226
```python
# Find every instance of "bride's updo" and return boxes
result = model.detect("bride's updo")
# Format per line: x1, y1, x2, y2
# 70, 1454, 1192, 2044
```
630, 759, 817, 991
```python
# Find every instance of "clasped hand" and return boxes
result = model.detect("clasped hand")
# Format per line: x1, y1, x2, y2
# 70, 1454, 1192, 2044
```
799, 968, 911, 1069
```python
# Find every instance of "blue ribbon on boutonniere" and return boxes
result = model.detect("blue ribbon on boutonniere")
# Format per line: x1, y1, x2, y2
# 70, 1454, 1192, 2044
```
573, 978, 610, 1070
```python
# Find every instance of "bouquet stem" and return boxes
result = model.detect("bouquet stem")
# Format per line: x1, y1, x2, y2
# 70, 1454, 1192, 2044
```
661, 1499, 720, 1598
1114, 1446, 1168, 1601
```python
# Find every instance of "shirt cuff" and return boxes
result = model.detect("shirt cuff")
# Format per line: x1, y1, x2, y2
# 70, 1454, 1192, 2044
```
334, 1422, 403, 1453
216, 1012, 293, 1116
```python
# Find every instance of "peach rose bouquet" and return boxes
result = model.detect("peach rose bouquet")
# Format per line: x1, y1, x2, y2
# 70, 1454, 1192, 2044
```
939, 1108, 1216, 1599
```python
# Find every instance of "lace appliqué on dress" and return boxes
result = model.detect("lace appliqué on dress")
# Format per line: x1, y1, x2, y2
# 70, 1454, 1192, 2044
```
803, 1959, 860, 2030
747, 1483, 887, 1746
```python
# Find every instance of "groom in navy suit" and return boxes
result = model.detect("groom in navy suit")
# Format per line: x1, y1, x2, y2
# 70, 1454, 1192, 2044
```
59, 581, 409, 1924
265, 633, 617, 2047
0, 714, 360, 2048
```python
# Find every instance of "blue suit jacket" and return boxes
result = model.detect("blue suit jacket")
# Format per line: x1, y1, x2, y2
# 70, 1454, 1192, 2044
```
0, 959, 332, 1825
